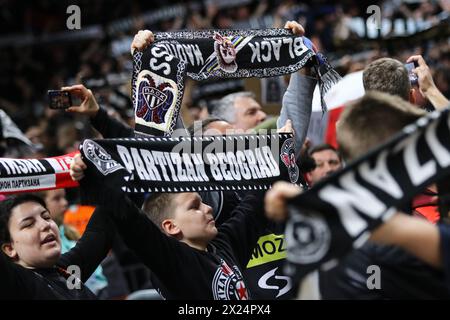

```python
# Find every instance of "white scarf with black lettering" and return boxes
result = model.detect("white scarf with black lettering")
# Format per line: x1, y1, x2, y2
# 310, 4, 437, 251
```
132, 29, 340, 136
284, 108, 450, 282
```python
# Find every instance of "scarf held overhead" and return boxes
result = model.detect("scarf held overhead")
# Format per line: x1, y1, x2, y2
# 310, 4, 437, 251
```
79, 133, 297, 194
0, 152, 79, 194
283, 108, 450, 281
132, 29, 340, 136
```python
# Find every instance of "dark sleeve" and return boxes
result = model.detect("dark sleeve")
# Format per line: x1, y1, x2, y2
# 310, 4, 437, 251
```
216, 191, 268, 267
0, 252, 35, 299
58, 206, 116, 283
320, 243, 450, 299
105, 192, 200, 286
0, 252, 21, 298
90, 107, 135, 138
372, 243, 450, 299
438, 223, 450, 291
278, 73, 316, 158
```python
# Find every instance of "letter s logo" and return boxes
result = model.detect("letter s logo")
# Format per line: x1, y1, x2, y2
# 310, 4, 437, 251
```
258, 267, 292, 298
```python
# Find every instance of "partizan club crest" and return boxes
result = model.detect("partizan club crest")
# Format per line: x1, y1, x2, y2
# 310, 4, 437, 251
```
82, 140, 124, 176
212, 259, 249, 300
213, 32, 238, 73
285, 208, 331, 265
135, 70, 178, 133
280, 138, 299, 183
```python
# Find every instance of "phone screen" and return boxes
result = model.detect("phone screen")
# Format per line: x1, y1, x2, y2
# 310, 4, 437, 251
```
48, 90, 72, 109
405, 63, 418, 86
405, 62, 415, 73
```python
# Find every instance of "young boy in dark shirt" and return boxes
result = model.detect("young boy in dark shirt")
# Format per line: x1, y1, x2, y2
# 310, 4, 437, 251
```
71, 153, 268, 299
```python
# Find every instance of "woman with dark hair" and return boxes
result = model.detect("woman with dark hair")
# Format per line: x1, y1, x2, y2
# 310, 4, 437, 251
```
0, 194, 115, 299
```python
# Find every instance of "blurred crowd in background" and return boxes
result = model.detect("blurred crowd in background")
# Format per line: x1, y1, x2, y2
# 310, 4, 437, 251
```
0, 0, 449, 157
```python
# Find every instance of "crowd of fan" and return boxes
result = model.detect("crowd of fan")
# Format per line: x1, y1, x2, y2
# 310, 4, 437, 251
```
1, 0, 450, 300
1, 1, 449, 158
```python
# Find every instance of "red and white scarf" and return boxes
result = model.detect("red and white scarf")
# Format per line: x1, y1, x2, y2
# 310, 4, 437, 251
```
0, 151, 79, 195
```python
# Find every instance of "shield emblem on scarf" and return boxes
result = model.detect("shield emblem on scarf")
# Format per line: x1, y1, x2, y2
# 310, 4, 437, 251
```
142, 86, 168, 110
135, 70, 178, 132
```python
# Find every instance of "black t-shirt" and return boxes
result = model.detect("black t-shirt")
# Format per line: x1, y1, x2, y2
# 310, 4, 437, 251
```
243, 222, 295, 300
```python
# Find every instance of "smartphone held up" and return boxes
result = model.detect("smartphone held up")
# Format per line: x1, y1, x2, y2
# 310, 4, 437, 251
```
47, 90, 72, 110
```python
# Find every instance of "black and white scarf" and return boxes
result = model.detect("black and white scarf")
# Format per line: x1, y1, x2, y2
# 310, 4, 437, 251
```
132, 29, 340, 136
284, 108, 450, 281
79, 133, 298, 197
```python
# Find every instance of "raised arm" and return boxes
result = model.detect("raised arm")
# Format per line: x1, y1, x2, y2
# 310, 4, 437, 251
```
63, 84, 134, 138
278, 21, 317, 158
69, 154, 198, 285
265, 181, 446, 272
216, 190, 267, 267
369, 213, 443, 268
407, 55, 450, 110
63, 31, 156, 139
57, 205, 116, 283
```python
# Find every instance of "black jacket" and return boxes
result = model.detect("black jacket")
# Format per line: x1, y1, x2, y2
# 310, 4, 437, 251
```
90, 108, 294, 299
319, 241, 450, 299
438, 223, 450, 292
108, 190, 267, 300
91, 107, 135, 139
0, 206, 115, 299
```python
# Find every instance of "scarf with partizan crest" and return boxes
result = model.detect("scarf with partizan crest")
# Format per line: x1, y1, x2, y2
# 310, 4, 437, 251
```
132, 28, 340, 136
